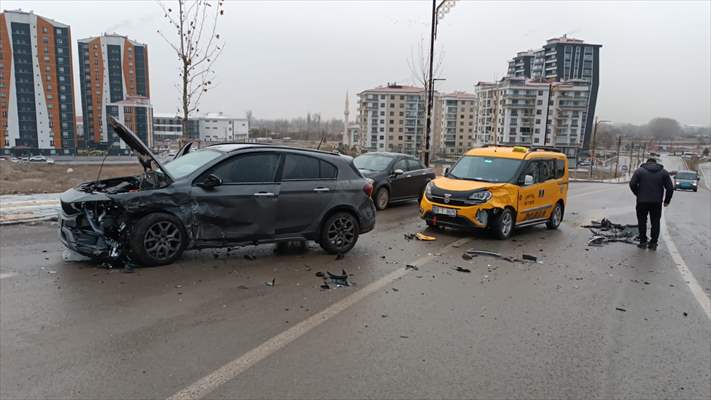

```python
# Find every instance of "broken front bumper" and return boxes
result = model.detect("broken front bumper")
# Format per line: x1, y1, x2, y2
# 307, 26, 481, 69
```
58, 210, 118, 260
419, 196, 495, 230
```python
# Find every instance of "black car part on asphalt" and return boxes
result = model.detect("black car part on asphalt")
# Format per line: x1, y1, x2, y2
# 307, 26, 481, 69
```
59, 117, 376, 267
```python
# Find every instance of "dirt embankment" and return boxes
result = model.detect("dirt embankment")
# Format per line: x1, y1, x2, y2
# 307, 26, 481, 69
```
0, 162, 143, 195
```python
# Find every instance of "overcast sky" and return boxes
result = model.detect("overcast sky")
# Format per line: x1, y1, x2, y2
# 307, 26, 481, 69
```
5, 0, 710, 126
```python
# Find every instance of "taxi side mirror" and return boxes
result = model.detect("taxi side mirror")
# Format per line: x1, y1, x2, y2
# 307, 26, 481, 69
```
443, 167, 450, 176
523, 175, 534, 186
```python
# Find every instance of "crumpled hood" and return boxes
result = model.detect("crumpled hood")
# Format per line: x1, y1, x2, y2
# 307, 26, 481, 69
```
108, 116, 174, 182
432, 176, 505, 192
641, 162, 664, 173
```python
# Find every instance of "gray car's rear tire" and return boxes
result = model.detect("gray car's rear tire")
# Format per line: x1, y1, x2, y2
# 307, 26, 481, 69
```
319, 212, 360, 254
128, 213, 187, 266
374, 187, 389, 210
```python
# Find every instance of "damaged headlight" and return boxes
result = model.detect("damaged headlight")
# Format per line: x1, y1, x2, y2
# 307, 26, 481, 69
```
425, 181, 433, 199
468, 190, 492, 204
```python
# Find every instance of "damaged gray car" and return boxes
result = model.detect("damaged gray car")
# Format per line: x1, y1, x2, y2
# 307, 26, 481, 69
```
59, 117, 376, 266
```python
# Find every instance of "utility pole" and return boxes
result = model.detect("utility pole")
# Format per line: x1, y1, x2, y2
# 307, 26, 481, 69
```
614, 135, 622, 178
589, 116, 598, 178
423, 0, 456, 166
424, 0, 437, 166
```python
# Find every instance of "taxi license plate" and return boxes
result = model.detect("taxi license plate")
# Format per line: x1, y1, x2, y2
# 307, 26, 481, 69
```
432, 206, 456, 217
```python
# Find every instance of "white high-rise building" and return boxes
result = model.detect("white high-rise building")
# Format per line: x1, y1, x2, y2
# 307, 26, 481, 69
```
473, 77, 590, 153
357, 83, 441, 157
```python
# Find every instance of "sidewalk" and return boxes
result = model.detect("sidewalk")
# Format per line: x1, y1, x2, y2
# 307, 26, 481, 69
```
0, 193, 62, 225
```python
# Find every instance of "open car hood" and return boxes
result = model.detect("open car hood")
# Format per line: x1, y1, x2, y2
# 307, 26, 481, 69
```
108, 116, 174, 182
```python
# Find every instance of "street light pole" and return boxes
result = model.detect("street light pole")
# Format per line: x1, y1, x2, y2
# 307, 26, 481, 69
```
424, 0, 456, 167
589, 118, 611, 178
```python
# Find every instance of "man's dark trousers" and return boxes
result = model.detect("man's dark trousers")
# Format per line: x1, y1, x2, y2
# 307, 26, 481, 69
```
636, 202, 662, 244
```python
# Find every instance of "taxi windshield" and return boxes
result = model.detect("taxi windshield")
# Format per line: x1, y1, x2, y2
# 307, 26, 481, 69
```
448, 156, 522, 183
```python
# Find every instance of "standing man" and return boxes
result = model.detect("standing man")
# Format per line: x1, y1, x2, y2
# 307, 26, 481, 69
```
629, 158, 674, 250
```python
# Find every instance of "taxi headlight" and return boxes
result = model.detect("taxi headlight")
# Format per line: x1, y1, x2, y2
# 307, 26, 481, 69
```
468, 190, 492, 204
425, 181, 433, 199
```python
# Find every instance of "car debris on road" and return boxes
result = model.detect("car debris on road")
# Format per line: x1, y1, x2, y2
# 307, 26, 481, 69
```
315, 269, 352, 289
583, 218, 638, 246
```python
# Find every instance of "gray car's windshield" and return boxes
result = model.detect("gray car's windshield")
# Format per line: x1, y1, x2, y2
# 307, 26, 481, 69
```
676, 172, 697, 180
354, 154, 393, 172
163, 150, 222, 179
449, 156, 522, 183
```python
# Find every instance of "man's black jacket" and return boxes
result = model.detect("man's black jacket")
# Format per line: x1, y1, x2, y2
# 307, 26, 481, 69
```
629, 161, 674, 204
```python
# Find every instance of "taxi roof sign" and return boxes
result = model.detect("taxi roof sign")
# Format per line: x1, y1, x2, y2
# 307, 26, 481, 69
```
512, 146, 528, 153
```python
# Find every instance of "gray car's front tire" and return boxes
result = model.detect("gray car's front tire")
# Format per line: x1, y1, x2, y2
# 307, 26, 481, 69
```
319, 212, 360, 254
128, 213, 187, 266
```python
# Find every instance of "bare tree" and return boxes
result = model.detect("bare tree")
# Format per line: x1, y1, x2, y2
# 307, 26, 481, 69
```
407, 37, 444, 92
157, 0, 225, 139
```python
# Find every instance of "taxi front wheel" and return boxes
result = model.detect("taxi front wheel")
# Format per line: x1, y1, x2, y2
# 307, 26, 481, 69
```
493, 208, 514, 240
546, 203, 563, 230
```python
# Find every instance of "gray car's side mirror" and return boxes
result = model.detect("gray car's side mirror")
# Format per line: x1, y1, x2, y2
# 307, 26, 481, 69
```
392, 169, 404, 176
523, 175, 534, 186
197, 174, 222, 189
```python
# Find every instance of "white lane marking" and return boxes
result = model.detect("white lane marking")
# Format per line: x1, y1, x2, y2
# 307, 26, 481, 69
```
661, 214, 711, 320
0, 272, 18, 280
167, 237, 472, 400
569, 187, 619, 200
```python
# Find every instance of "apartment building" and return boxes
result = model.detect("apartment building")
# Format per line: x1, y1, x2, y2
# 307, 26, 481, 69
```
438, 91, 477, 156
506, 35, 601, 148
507, 50, 535, 78
152, 114, 200, 142
77, 34, 151, 150
473, 77, 590, 155
357, 83, 441, 157
198, 113, 249, 143
0, 10, 77, 155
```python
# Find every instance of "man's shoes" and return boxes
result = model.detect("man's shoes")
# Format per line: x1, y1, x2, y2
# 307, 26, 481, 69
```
647, 242, 658, 251
637, 241, 648, 249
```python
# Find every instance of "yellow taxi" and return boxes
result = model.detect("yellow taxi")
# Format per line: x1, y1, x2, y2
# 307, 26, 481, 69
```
420, 146, 568, 239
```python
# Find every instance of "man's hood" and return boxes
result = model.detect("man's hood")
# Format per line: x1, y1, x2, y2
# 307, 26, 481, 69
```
641, 162, 664, 173
108, 116, 174, 182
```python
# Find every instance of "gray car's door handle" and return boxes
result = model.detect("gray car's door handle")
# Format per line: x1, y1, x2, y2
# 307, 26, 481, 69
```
313, 187, 330, 192
253, 192, 275, 197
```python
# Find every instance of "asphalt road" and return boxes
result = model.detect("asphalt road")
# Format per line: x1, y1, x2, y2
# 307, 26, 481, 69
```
1, 177, 709, 399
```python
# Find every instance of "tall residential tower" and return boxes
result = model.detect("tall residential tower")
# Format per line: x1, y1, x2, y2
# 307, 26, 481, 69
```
506, 35, 601, 149
0, 10, 77, 155
77, 34, 152, 150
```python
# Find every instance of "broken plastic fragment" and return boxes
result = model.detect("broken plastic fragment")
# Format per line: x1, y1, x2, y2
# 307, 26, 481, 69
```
265, 278, 276, 287
405, 264, 419, 271
415, 232, 436, 241
454, 266, 471, 273
522, 254, 538, 262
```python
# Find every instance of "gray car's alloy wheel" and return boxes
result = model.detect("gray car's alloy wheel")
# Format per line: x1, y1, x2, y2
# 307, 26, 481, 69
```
144, 221, 183, 261
129, 213, 187, 266
374, 187, 389, 210
320, 212, 360, 254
